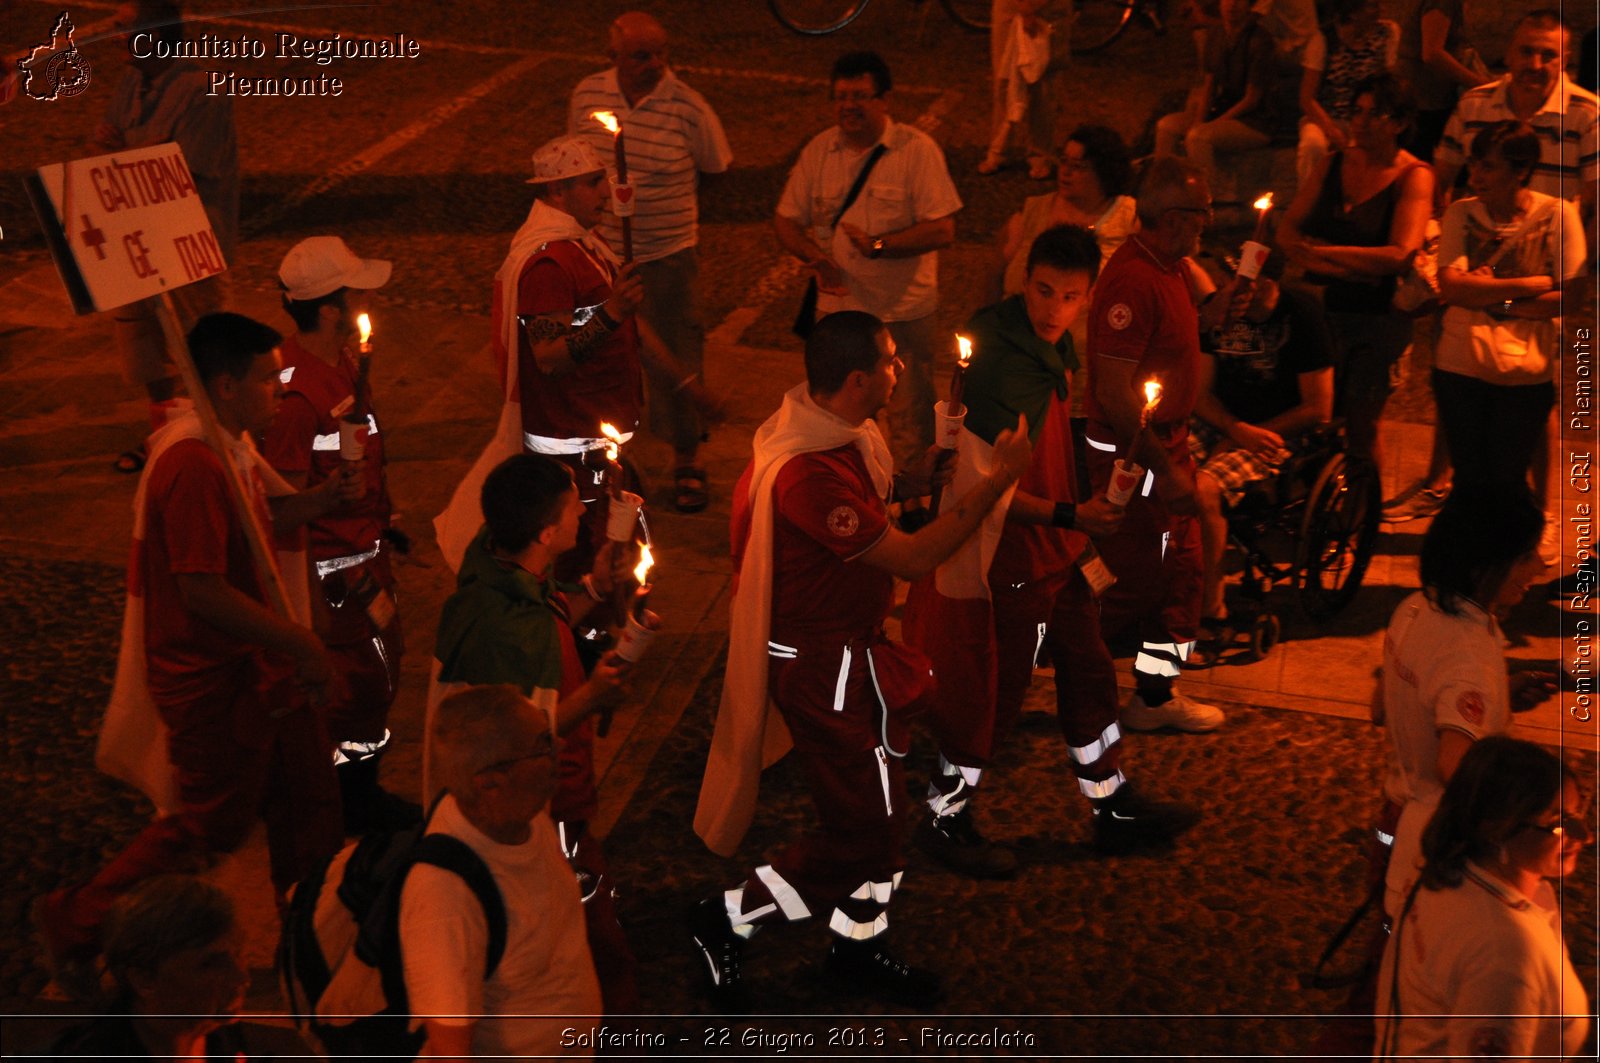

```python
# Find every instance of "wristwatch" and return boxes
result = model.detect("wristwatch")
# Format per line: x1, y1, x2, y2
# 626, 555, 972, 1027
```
869, 236, 886, 259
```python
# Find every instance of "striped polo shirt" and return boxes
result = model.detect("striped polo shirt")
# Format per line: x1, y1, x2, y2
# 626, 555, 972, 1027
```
1436, 73, 1599, 201
567, 68, 732, 263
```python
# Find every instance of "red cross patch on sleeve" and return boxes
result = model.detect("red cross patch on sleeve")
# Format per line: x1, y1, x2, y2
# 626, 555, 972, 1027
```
1456, 690, 1486, 726
1108, 303, 1133, 330
826, 505, 861, 538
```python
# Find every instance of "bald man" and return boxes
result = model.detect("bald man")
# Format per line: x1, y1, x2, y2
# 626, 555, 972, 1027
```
569, 12, 732, 513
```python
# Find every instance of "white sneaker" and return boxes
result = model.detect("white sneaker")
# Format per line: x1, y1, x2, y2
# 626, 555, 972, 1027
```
1122, 689, 1225, 733
1539, 517, 1561, 568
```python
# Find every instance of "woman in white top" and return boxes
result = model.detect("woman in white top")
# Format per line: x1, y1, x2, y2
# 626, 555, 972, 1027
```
1377, 484, 1550, 919
1432, 120, 1586, 500
1375, 736, 1592, 1061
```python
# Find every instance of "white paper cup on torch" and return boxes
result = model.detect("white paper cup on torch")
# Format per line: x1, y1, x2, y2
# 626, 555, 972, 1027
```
614, 610, 659, 663
935, 400, 966, 449
611, 179, 636, 218
1237, 240, 1271, 280
339, 417, 368, 461
1106, 459, 1144, 505
606, 490, 643, 542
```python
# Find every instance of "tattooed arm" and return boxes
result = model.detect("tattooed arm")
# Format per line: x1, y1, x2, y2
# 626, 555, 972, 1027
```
522, 261, 647, 375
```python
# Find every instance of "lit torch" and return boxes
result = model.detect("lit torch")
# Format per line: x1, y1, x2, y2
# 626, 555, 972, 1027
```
1250, 193, 1274, 243
631, 543, 654, 620
950, 334, 972, 412
356, 312, 372, 355
599, 421, 625, 500
1140, 378, 1163, 429
344, 312, 375, 438
590, 110, 633, 262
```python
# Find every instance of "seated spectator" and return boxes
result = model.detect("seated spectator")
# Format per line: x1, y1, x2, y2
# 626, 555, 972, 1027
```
1375, 484, 1551, 921
1156, 0, 1292, 185
1433, 121, 1585, 506
48, 875, 259, 1058
1189, 265, 1334, 654
403, 684, 602, 1058
1374, 736, 1591, 1060
1296, 0, 1399, 187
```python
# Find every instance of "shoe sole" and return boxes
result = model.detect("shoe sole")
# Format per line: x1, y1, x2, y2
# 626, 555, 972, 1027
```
1121, 715, 1223, 734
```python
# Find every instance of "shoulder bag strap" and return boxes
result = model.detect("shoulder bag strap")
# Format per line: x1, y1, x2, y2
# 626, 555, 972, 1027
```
830, 143, 890, 228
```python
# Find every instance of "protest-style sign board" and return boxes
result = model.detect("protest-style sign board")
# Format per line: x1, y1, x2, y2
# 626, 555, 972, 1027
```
26, 141, 227, 314
28, 142, 292, 623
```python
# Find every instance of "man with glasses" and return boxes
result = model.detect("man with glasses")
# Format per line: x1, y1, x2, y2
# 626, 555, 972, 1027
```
401, 684, 601, 1059
1083, 155, 1227, 734
433, 454, 636, 1011
774, 51, 963, 518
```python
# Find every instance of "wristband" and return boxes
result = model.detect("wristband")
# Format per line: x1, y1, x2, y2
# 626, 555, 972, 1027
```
1051, 502, 1077, 530
1501, 299, 1514, 316
594, 304, 621, 331
581, 574, 605, 602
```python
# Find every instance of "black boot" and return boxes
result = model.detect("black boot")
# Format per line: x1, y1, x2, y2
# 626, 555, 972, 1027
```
824, 936, 943, 1008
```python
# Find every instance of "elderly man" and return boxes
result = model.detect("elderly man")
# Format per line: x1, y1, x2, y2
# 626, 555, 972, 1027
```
435, 136, 644, 575
568, 11, 732, 513
262, 236, 418, 834
402, 685, 601, 1058
102, 1, 238, 468
1084, 156, 1227, 734
692, 311, 1031, 1012
774, 51, 963, 503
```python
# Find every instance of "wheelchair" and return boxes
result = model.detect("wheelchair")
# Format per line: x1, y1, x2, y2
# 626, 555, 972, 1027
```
1211, 421, 1383, 660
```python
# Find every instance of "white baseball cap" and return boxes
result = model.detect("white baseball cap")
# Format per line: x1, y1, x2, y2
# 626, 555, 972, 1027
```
278, 236, 392, 301
527, 136, 608, 185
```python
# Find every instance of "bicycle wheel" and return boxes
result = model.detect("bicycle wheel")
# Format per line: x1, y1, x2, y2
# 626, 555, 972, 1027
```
768, 0, 872, 35
1068, 0, 1137, 54
1295, 454, 1382, 620
938, 0, 993, 31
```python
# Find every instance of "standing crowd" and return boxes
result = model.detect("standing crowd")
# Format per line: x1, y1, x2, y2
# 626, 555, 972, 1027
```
28, 1, 1596, 1059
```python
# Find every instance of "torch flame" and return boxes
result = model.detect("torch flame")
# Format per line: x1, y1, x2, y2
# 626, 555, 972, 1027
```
356, 313, 372, 345
633, 543, 654, 586
1253, 193, 1274, 212
955, 334, 973, 368
599, 421, 624, 462
1142, 379, 1163, 412
591, 110, 620, 136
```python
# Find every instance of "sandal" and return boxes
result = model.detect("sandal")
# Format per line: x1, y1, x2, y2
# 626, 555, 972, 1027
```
113, 444, 147, 474
976, 155, 1004, 176
673, 466, 709, 514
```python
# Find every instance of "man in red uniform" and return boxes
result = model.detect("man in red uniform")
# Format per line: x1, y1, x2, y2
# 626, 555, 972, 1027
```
38, 313, 350, 992
904, 225, 1199, 876
691, 311, 1033, 1012
263, 236, 418, 833
1084, 156, 1227, 733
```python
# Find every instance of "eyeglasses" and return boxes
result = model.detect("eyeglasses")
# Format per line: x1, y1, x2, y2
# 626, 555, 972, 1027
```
480, 736, 557, 775
1168, 206, 1214, 223
832, 90, 882, 103
1520, 814, 1593, 840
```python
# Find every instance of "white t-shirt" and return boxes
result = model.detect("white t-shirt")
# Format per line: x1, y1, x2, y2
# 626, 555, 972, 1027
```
399, 796, 600, 1058
1380, 592, 1509, 917
1375, 864, 1590, 1061
777, 119, 963, 322
1436, 192, 1587, 386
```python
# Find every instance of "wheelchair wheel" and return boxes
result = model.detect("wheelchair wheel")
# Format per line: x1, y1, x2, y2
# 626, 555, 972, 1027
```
768, 0, 871, 34
1295, 453, 1381, 620
1248, 612, 1281, 661
938, 0, 992, 31
1069, 0, 1138, 54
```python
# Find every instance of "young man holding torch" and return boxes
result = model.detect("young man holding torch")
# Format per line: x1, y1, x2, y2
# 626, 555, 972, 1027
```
37, 313, 355, 992
432, 453, 637, 1012
691, 311, 1032, 1012
904, 225, 1199, 876
262, 236, 419, 835
1084, 156, 1227, 733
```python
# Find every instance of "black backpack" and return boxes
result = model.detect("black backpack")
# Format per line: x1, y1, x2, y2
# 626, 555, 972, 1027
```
279, 799, 507, 1059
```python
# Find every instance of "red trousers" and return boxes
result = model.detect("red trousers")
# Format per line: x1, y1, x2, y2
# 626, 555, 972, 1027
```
1087, 450, 1203, 650
60, 664, 341, 948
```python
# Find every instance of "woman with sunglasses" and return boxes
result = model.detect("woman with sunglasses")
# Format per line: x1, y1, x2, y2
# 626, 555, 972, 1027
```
1375, 736, 1591, 1060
